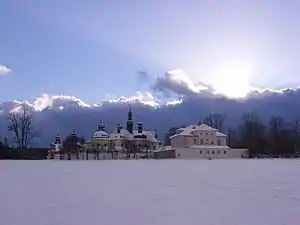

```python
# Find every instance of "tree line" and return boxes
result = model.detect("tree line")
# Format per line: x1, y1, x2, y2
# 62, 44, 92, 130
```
164, 112, 300, 158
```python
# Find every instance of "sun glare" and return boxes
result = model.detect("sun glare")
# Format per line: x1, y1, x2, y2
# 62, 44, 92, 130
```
214, 61, 252, 98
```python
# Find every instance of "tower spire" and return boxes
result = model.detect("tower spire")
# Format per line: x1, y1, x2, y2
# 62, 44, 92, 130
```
127, 104, 133, 133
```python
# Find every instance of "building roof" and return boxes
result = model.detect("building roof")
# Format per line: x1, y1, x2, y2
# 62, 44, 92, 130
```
170, 124, 219, 138
110, 129, 134, 140
133, 130, 158, 142
216, 131, 227, 137
93, 130, 109, 139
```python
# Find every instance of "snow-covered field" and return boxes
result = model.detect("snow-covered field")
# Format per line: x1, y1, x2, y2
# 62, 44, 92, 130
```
1, 160, 300, 225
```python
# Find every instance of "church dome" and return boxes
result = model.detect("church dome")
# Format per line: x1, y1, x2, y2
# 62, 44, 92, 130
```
93, 130, 109, 139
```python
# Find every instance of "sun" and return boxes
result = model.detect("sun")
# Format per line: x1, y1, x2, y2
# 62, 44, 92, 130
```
214, 61, 252, 98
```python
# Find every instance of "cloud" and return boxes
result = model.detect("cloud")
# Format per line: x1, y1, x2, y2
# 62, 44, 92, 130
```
109, 92, 159, 108
32, 94, 91, 111
1, 88, 300, 147
0, 65, 11, 75
137, 70, 149, 82
152, 69, 214, 97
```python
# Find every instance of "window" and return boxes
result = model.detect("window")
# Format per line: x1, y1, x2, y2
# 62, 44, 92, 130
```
217, 151, 220, 155
200, 150, 202, 154
206, 150, 209, 155
121, 144, 123, 147
224, 150, 227, 155
200, 133, 203, 135
104, 144, 107, 147
206, 133, 209, 135
194, 138, 197, 145
211, 132, 213, 135
218, 140, 221, 146
200, 139, 204, 145
206, 139, 209, 144
211, 141, 214, 145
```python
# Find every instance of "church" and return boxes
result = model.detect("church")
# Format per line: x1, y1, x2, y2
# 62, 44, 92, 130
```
49, 107, 160, 159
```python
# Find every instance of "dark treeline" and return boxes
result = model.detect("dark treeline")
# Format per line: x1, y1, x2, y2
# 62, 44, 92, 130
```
0, 144, 48, 159
165, 112, 300, 158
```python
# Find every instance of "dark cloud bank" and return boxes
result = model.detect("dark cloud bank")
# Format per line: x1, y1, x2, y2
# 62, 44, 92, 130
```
1, 87, 300, 147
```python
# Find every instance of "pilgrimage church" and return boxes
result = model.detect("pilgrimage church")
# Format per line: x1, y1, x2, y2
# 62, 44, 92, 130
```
86, 106, 159, 153
49, 107, 160, 159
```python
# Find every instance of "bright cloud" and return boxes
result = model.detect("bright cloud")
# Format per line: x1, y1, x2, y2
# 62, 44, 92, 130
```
152, 69, 213, 97
33, 94, 91, 111
109, 92, 159, 108
0, 65, 11, 75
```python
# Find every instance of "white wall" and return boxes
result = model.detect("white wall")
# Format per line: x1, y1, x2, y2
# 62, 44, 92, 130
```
170, 131, 227, 149
175, 148, 249, 159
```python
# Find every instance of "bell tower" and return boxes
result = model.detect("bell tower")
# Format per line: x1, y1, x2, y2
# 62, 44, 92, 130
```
126, 105, 133, 133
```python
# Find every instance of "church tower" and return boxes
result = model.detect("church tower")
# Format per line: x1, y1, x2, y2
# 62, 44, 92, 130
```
126, 105, 133, 133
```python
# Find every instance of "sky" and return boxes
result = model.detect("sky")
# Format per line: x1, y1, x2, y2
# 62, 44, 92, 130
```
1, 0, 300, 103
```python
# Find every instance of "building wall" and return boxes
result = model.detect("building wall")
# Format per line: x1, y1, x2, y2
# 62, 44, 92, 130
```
153, 150, 176, 159
170, 131, 227, 149
175, 148, 248, 159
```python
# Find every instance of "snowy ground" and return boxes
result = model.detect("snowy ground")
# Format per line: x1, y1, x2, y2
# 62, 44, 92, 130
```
1, 160, 300, 225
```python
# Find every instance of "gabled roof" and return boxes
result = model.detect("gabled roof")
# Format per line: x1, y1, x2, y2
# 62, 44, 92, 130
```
170, 124, 218, 138
198, 124, 218, 131
216, 131, 227, 137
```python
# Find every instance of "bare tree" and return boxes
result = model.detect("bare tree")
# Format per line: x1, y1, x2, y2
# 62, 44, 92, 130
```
227, 127, 237, 147
203, 113, 225, 131
239, 112, 266, 157
7, 107, 36, 149
289, 119, 300, 154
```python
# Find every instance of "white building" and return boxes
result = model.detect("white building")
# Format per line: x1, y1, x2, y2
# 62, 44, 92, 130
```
169, 124, 248, 159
